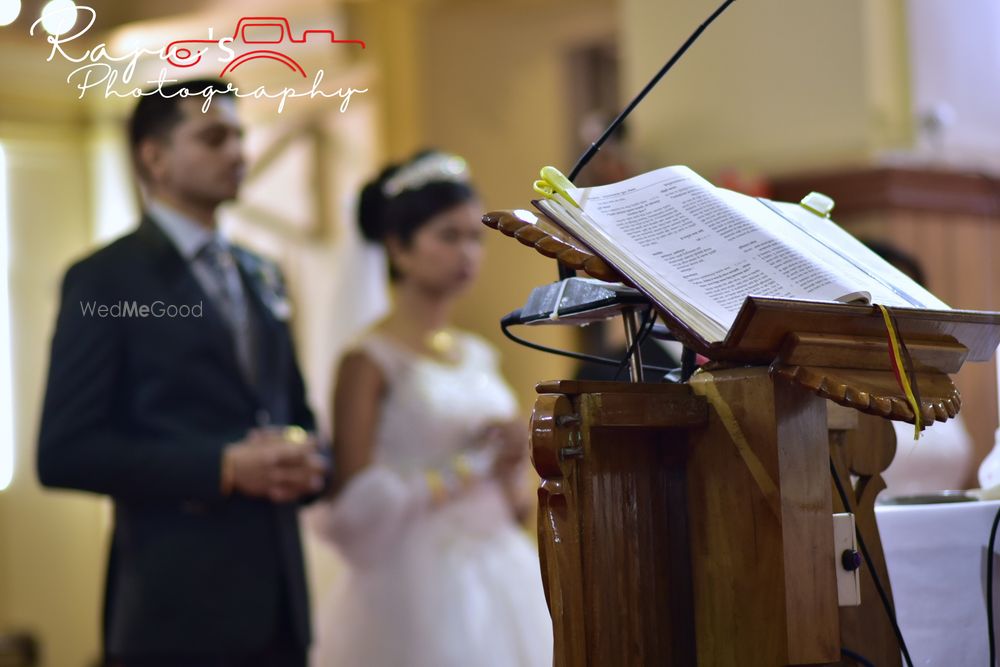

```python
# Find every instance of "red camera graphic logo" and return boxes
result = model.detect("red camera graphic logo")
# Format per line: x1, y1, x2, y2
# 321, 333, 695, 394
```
165, 16, 366, 78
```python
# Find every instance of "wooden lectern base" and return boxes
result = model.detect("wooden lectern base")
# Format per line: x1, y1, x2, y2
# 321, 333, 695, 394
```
481, 207, 990, 665
531, 372, 900, 667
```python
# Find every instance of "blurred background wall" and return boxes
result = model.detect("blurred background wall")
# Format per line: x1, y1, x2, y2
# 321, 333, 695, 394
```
0, 0, 996, 664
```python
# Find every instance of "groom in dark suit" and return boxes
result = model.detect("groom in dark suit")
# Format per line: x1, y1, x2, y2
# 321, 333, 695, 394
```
36, 79, 327, 666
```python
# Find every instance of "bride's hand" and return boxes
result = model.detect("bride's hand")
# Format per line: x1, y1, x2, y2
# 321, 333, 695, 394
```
477, 420, 534, 522
479, 420, 529, 476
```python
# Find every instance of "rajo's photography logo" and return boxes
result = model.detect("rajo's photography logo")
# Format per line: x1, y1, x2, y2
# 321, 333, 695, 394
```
30, 6, 369, 114
164, 16, 366, 78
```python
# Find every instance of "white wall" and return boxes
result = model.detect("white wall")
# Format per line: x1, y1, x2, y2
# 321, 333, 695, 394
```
905, 0, 1000, 170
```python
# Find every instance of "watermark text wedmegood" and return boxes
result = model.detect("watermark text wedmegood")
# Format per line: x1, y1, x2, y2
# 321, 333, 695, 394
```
79, 300, 204, 318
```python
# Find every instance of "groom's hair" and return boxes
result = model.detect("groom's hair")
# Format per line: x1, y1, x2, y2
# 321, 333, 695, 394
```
128, 78, 234, 181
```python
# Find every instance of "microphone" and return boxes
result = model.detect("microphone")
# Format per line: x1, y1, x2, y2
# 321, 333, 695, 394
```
511, 0, 739, 375
567, 0, 738, 182
557, 0, 737, 281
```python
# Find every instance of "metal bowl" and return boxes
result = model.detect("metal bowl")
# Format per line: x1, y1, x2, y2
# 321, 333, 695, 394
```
878, 490, 978, 505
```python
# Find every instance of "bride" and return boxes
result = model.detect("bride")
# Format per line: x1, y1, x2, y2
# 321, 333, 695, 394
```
308, 151, 553, 667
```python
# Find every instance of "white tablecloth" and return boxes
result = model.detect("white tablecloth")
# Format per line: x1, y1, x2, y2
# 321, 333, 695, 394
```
876, 499, 1000, 666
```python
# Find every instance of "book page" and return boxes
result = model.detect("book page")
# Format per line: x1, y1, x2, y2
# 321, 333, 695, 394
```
566, 166, 867, 336
755, 198, 950, 310
714, 190, 920, 309
536, 197, 729, 341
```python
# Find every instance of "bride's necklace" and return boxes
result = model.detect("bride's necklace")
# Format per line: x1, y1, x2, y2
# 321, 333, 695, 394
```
425, 328, 458, 361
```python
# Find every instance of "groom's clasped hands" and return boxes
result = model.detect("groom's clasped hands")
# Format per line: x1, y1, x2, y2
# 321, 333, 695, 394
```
223, 427, 330, 503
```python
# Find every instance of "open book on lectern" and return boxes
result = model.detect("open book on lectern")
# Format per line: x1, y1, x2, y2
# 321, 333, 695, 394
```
533, 165, 950, 345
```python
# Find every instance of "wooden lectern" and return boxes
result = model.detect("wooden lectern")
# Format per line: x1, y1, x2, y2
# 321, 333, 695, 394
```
483, 209, 1000, 666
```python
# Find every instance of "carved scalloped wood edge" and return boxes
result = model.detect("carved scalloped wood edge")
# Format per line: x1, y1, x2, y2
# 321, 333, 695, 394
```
529, 392, 588, 665
771, 363, 961, 425
482, 210, 623, 283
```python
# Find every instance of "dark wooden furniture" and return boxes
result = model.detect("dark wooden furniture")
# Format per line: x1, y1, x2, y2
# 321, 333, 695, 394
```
483, 206, 1000, 666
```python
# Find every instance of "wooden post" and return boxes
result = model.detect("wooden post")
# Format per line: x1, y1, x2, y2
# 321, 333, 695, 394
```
687, 368, 839, 666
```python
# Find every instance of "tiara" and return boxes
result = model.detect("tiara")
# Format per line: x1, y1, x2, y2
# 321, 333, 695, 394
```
382, 153, 470, 197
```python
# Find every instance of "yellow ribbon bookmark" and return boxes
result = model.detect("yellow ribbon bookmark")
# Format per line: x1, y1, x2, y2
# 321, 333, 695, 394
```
877, 304, 922, 439
532, 166, 581, 209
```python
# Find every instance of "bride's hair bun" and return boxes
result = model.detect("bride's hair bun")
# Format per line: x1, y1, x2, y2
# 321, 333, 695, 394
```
357, 163, 402, 243
356, 149, 475, 246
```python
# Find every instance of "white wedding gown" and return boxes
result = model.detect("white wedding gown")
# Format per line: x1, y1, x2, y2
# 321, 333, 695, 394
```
307, 331, 553, 667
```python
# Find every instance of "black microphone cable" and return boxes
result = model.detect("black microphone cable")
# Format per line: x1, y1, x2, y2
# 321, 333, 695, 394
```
986, 502, 1000, 666
840, 647, 876, 667
568, 0, 737, 181
830, 457, 914, 667
556, 0, 737, 280
613, 309, 657, 381
500, 309, 674, 375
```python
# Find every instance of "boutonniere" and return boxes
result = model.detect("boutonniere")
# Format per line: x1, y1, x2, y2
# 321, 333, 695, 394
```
237, 251, 293, 321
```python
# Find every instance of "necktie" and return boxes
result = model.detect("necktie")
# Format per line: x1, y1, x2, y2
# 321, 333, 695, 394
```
198, 239, 257, 386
